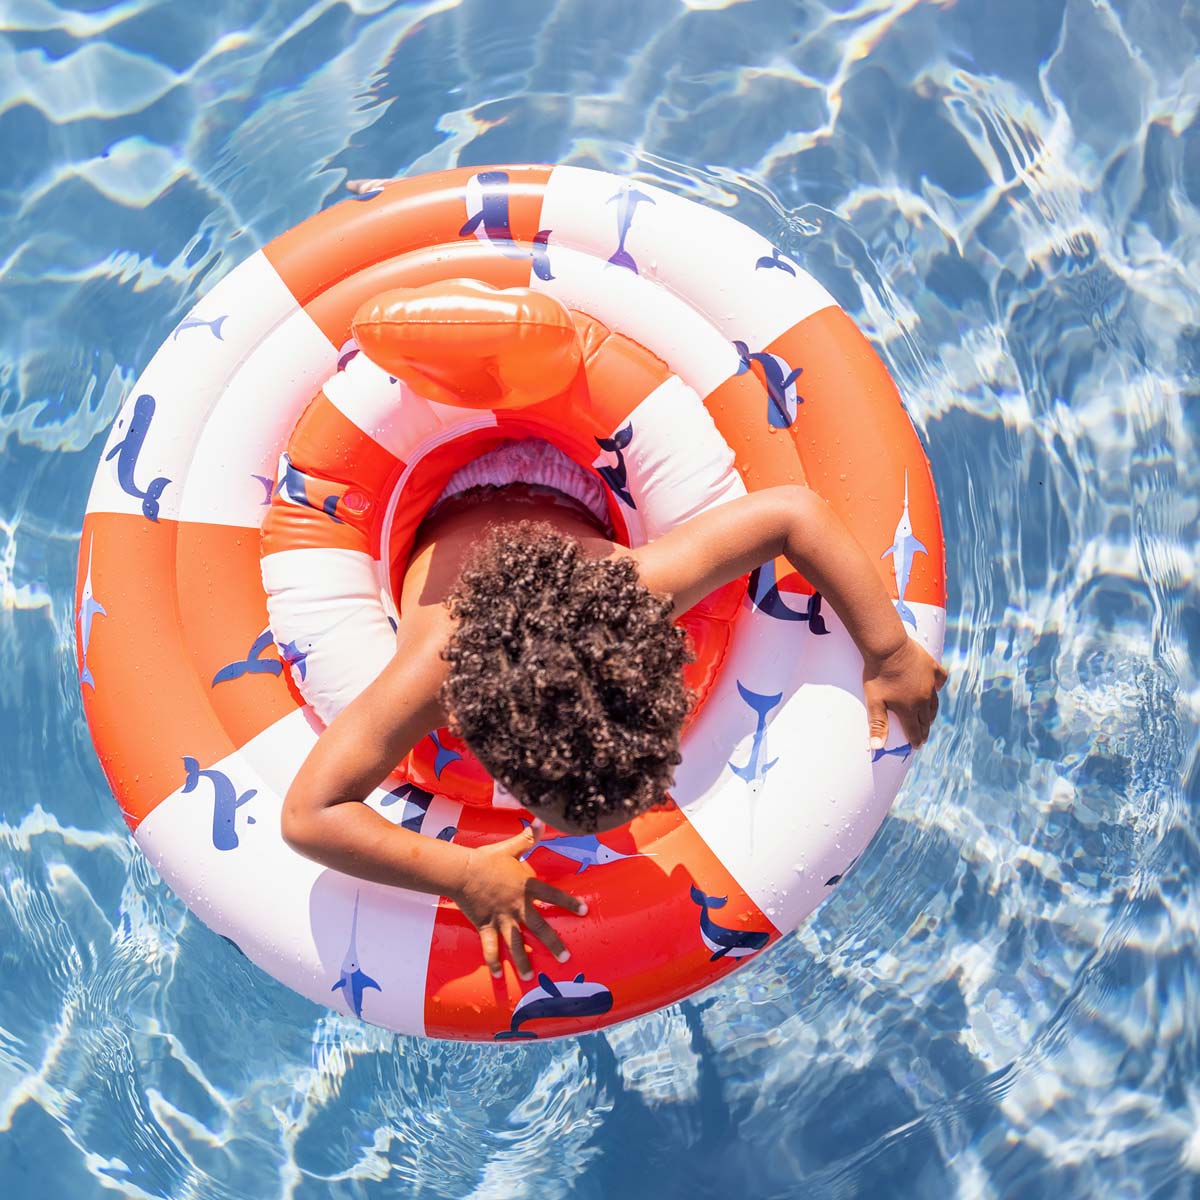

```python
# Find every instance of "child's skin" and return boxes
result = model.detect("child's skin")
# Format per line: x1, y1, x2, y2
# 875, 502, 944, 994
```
282, 481, 947, 980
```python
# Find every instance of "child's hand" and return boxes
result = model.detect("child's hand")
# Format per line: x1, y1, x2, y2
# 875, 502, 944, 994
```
454, 819, 588, 980
862, 638, 948, 750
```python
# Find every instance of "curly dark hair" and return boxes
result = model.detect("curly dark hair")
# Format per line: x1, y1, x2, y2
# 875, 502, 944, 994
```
440, 519, 694, 830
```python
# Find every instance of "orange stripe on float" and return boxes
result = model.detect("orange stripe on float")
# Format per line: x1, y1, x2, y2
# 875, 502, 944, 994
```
564, 312, 673, 440
702, 369, 815, 594
264, 165, 552, 310
772, 308, 946, 610
287, 394, 401, 494
703, 371, 809, 492
422, 801, 778, 1041
260, 495, 373, 558
78, 514, 301, 829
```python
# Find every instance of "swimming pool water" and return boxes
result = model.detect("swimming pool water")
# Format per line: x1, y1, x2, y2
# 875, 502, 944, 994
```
1, 0, 1198, 1196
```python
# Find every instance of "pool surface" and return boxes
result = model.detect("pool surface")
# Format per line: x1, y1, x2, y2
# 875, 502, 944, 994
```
1, 1, 1198, 1197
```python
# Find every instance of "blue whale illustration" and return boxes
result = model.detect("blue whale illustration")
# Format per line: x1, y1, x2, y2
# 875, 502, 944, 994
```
336, 339, 360, 371
173, 314, 227, 340
871, 742, 912, 763
381, 783, 456, 841
331, 891, 381, 1019
251, 474, 275, 505
521, 826, 646, 873
747, 561, 828, 633
880, 470, 928, 628
459, 170, 527, 259
459, 170, 555, 273
733, 341, 804, 429
181, 757, 256, 852
606, 186, 655, 273
689, 885, 770, 960
595, 423, 635, 509
426, 730, 462, 778
105, 393, 171, 521
274, 452, 343, 523
277, 638, 309, 681
755, 246, 797, 276
77, 534, 106, 690
728, 681, 783, 798
212, 628, 283, 685
494, 972, 614, 1041
530, 228, 555, 281
826, 854, 860, 887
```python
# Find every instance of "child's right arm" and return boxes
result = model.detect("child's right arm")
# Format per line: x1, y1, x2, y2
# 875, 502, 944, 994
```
632, 484, 946, 748
281, 629, 584, 979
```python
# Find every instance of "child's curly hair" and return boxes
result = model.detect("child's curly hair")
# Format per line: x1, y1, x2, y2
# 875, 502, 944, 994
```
440, 520, 694, 830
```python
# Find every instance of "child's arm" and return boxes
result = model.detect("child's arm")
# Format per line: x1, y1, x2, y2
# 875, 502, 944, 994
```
281, 624, 584, 979
632, 484, 946, 747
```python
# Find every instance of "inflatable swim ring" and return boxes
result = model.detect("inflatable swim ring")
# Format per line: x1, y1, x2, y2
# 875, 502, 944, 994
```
76, 164, 945, 1042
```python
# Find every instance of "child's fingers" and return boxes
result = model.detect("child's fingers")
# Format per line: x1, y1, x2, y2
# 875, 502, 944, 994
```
524, 909, 570, 964
893, 705, 924, 747
865, 691, 889, 751
529, 879, 588, 916
501, 918, 533, 981
495, 819, 544, 860
479, 925, 502, 978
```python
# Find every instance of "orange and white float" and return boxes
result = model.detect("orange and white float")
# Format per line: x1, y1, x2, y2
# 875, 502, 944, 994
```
76, 164, 945, 1041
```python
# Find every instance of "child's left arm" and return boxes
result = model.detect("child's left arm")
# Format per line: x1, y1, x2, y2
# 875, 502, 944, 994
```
630, 485, 946, 748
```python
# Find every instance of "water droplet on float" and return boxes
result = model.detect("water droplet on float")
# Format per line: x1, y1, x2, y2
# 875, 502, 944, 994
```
767, 426, 778, 436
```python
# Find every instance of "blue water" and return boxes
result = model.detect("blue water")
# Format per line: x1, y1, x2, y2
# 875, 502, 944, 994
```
2, 0, 1198, 1196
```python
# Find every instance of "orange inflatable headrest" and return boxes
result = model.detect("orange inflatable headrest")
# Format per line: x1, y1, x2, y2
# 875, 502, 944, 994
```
351, 279, 583, 411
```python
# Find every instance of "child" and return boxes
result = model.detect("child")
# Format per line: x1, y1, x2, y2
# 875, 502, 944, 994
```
281, 440, 947, 981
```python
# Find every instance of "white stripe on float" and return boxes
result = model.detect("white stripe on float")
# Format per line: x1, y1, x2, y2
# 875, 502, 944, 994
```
87, 252, 310, 525
133, 706, 447, 1036
178, 304, 336, 528
540, 165, 836, 350
672, 598, 946, 934
594, 375, 746, 546
528, 243, 738, 402
261, 546, 395, 725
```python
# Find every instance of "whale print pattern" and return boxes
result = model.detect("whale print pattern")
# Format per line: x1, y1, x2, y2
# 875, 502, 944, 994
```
460, 170, 555, 277
728, 681, 783, 798
494, 972, 614, 1041
689, 885, 770, 960
331, 892, 381, 1019
595, 423, 636, 509
212, 629, 282, 685
732, 341, 804, 429
77, 534, 106, 690
755, 246, 797, 276
747, 561, 829, 632
381, 783, 456, 841
173, 315, 227, 341
881, 471, 928, 628
105, 393, 171, 521
606, 185, 655, 273
181, 757, 257, 852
